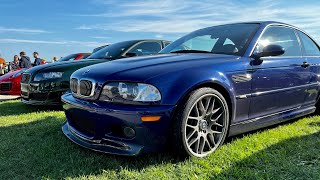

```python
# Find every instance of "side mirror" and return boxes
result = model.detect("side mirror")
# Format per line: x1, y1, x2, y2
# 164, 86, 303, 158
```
124, 52, 137, 57
252, 44, 285, 59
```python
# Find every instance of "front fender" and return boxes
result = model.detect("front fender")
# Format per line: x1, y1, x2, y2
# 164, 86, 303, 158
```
146, 68, 237, 112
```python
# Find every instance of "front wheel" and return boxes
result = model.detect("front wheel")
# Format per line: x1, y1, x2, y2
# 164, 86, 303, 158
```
173, 88, 230, 158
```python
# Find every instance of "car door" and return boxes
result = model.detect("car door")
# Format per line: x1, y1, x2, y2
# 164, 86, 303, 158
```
249, 26, 310, 119
296, 30, 320, 106
127, 41, 162, 56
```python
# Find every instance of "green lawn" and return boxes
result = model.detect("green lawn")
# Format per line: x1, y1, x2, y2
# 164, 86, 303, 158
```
0, 100, 319, 179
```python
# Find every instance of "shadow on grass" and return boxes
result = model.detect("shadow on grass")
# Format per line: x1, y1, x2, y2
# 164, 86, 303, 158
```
0, 116, 180, 179
216, 132, 320, 179
309, 121, 320, 127
0, 100, 62, 116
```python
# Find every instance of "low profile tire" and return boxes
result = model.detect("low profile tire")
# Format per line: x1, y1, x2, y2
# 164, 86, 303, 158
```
173, 88, 229, 158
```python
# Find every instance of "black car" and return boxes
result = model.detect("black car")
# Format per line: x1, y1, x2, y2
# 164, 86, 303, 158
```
21, 40, 171, 105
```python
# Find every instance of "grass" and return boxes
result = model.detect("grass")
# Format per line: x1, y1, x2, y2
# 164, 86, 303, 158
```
0, 100, 319, 180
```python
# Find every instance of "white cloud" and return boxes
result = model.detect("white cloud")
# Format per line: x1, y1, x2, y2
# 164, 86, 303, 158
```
155, 34, 164, 38
0, 39, 106, 47
0, 27, 49, 34
75, 0, 320, 42
91, 36, 110, 39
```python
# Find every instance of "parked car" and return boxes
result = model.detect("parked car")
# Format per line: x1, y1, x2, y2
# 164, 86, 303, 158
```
0, 69, 26, 95
92, 45, 109, 53
61, 21, 320, 157
21, 40, 170, 105
57, 53, 91, 62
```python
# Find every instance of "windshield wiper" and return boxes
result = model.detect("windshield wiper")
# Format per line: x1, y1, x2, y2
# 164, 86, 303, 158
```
170, 50, 213, 54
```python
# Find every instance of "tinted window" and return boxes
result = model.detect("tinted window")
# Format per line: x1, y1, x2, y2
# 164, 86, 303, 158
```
88, 41, 136, 59
57, 54, 77, 62
164, 41, 171, 47
161, 23, 259, 56
255, 26, 301, 56
297, 31, 320, 56
128, 42, 162, 56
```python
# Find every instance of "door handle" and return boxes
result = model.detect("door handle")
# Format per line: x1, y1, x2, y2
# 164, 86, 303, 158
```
301, 61, 310, 68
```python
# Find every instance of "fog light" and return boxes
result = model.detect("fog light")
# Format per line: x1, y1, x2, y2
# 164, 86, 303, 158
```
123, 127, 135, 138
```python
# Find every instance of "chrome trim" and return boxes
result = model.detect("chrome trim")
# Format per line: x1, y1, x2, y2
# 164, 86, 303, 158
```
236, 82, 319, 99
72, 78, 97, 99
248, 23, 312, 57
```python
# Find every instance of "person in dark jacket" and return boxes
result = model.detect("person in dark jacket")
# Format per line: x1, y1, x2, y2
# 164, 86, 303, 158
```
19, 51, 32, 68
10, 55, 20, 71
33, 52, 42, 66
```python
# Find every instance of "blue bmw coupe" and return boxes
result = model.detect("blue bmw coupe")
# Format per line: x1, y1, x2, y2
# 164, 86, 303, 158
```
61, 21, 320, 157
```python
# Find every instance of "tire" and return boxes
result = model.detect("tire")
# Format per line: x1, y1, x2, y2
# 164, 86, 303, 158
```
173, 87, 230, 158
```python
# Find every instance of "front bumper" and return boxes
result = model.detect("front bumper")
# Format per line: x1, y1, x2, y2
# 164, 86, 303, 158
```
0, 81, 20, 95
61, 93, 176, 156
21, 81, 68, 105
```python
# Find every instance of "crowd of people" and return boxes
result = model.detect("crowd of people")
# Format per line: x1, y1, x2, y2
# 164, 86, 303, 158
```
0, 51, 48, 76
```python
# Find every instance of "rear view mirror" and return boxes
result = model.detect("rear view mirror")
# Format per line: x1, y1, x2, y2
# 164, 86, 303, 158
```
252, 44, 285, 59
124, 52, 137, 57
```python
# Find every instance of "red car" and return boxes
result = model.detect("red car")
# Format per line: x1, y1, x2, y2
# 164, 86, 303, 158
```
0, 69, 26, 95
56, 53, 91, 62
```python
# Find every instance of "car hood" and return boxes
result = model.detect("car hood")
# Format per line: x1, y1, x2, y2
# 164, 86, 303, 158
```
24, 59, 108, 74
0, 69, 24, 81
73, 53, 239, 81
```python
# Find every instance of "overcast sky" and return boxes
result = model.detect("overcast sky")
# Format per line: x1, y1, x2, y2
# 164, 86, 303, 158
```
0, 0, 320, 62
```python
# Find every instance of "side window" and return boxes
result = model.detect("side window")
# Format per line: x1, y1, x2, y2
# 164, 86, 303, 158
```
163, 41, 171, 47
255, 26, 301, 57
128, 42, 162, 56
297, 31, 320, 56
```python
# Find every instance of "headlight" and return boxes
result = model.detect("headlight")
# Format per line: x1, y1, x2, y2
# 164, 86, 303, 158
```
100, 82, 161, 104
33, 72, 63, 81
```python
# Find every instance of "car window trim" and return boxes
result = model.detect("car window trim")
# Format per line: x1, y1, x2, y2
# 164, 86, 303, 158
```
123, 40, 162, 56
248, 23, 311, 58
295, 30, 320, 57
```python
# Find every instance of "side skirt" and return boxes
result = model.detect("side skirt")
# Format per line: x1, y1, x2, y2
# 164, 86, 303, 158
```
228, 105, 316, 137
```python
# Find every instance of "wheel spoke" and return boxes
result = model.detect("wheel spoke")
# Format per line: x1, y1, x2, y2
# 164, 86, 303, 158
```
198, 100, 205, 117
212, 122, 223, 127
188, 116, 199, 120
199, 137, 205, 154
188, 137, 198, 146
208, 133, 216, 146
194, 103, 200, 117
204, 97, 212, 114
210, 98, 216, 113
194, 138, 200, 153
186, 129, 196, 140
211, 112, 223, 122
186, 124, 197, 129
205, 138, 212, 150
209, 129, 222, 134
212, 107, 221, 115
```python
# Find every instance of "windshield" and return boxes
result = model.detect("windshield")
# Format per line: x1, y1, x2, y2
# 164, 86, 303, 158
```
88, 41, 136, 59
161, 23, 260, 56
57, 54, 78, 62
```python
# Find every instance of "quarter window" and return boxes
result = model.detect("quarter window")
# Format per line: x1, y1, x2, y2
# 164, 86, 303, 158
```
297, 31, 320, 56
128, 42, 162, 56
255, 26, 301, 57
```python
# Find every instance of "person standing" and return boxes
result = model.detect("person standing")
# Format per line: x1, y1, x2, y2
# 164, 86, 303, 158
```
19, 51, 32, 68
0, 54, 7, 75
52, 57, 58, 63
33, 52, 42, 66
10, 55, 20, 71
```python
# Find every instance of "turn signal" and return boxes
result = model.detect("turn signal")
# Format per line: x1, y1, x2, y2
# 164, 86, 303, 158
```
141, 116, 161, 122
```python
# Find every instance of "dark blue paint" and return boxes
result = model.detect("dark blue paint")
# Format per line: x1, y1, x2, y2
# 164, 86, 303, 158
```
62, 21, 320, 155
